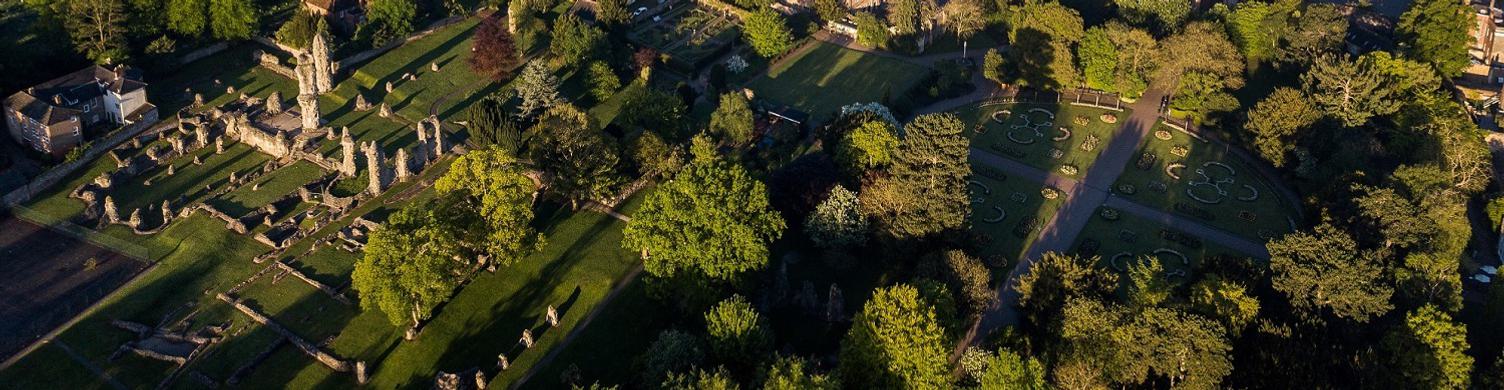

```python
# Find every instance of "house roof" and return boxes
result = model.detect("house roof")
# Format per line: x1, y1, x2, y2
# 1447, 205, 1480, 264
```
4, 92, 80, 126
5, 65, 144, 126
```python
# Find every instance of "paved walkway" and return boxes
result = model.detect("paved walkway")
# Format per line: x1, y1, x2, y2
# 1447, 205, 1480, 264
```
971, 88, 1273, 335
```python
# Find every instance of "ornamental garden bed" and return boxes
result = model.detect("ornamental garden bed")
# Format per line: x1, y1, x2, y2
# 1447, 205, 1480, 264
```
1111, 122, 1298, 242
1072, 206, 1248, 283
966, 169, 1066, 261
956, 102, 1127, 176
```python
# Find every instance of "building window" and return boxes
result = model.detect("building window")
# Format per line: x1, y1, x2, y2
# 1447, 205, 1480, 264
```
82, 103, 91, 112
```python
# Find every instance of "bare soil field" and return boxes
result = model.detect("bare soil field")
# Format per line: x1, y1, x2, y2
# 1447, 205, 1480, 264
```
0, 216, 148, 361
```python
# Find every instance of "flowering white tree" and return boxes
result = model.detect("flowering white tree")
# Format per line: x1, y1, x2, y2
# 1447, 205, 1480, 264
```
806, 185, 868, 248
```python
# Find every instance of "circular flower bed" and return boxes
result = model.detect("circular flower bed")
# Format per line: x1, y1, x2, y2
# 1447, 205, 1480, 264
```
1041, 187, 1062, 199
1100, 207, 1121, 221
1154, 130, 1173, 140
1059, 164, 1079, 175
1117, 184, 1136, 194
1073, 116, 1090, 126
1100, 113, 1118, 124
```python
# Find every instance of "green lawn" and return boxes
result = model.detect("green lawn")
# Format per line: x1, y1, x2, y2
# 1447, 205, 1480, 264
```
957, 103, 1128, 176
1071, 206, 1247, 277
209, 161, 327, 216
335, 17, 490, 122
239, 195, 647, 389
745, 42, 929, 122
1111, 123, 1298, 241
967, 168, 1065, 262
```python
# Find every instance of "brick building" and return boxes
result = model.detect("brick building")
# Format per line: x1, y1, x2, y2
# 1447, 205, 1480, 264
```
3, 65, 157, 157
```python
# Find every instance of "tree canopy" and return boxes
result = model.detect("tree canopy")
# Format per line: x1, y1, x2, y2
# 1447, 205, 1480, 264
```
838, 284, 951, 389
623, 143, 786, 280
859, 113, 971, 240
1267, 224, 1394, 323
744, 8, 794, 58
1397, 0, 1473, 77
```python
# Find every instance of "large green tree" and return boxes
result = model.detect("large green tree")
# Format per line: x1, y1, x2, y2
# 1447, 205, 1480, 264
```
65, 0, 129, 63
1058, 299, 1233, 389
704, 295, 773, 371
1014, 252, 1118, 327
353, 199, 470, 329
709, 92, 755, 145
835, 120, 899, 173
433, 147, 543, 264
528, 105, 624, 209
623, 141, 785, 280
1190, 275, 1260, 334
859, 113, 971, 239
1267, 224, 1394, 323
838, 284, 951, 389
595, 0, 629, 25
550, 12, 605, 67
973, 349, 1048, 389
366, 0, 417, 45
208, 0, 256, 40
515, 60, 565, 118
1244, 87, 1320, 167
1078, 26, 1118, 91
1114, 0, 1190, 30
1006, 1, 1084, 88
761, 355, 837, 389
1301, 54, 1400, 127
1105, 22, 1156, 98
1155, 21, 1244, 117
1224, 0, 1295, 64
167, 0, 208, 36
853, 11, 888, 49
1277, 4, 1346, 67
1383, 305, 1473, 389
1397, 0, 1473, 77
743, 8, 794, 58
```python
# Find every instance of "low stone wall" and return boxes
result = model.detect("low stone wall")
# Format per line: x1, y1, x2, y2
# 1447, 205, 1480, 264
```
216, 293, 367, 383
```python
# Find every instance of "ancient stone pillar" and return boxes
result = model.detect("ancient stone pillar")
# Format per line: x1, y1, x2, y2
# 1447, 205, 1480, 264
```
545, 306, 559, 327
394, 148, 411, 182
826, 284, 844, 322
364, 142, 385, 195
311, 33, 335, 94
384, 81, 394, 94
103, 196, 120, 223
378, 103, 391, 118
266, 91, 284, 114
354, 94, 371, 111
432, 126, 444, 158
430, 62, 439, 72
161, 200, 173, 223
340, 130, 357, 177
355, 361, 368, 385
195, 124, 209, 148
519, 329, 533, 348
298, 93, 320, 130
497, 354, 510, 370
128, 209, 142, 228
216, 138, 225, 154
